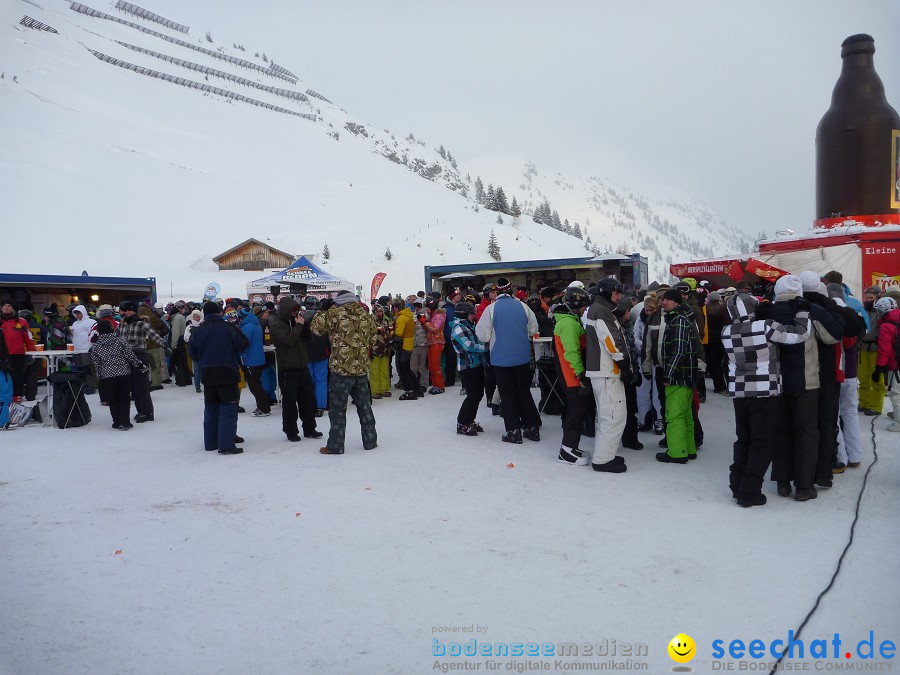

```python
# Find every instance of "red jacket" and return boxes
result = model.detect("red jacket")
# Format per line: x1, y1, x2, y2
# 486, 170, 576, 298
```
875, 308, 899, 371
475, 297, 491, 323
1, 316, 35, 355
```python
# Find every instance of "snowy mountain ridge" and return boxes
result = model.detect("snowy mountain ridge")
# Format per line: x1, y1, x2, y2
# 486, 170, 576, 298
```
2, 0, 743, 299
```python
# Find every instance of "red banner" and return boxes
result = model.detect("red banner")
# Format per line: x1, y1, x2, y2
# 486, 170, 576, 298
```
860, 242, 900, 293
370, 272, 387, 301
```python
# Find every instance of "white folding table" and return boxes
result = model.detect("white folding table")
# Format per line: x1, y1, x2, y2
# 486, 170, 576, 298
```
24, 349, 86, 427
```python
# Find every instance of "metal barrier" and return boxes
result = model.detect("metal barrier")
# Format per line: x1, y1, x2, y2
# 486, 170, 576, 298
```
69, 2, 298, 84
114, 1, 188, 33
87, 48, 317, 121
20, 16, 59, 33
115, 41, 309, 103
305, 88, 332, 104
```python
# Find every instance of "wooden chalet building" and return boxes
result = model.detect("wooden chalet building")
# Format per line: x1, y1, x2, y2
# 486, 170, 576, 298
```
212, 238, 297, 271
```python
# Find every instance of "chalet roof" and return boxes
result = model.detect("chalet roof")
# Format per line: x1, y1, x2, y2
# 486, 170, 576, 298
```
211, 238, 295, 263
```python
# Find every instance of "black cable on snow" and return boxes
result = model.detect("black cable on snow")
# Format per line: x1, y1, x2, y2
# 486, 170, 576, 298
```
768, 415, 881, 675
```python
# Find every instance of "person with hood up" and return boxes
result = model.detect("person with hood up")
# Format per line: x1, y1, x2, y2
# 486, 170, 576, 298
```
90, 320, 147, 430
69, 304, 97, 352
188, 302, 250, 454
872, 296, 900, 432
310, 291, 378, 454
268, 296, 322, 443
553, 285, 592, 464
583, 278, 634, 472
240, 305, 271, 417
424, 298, 446, 394
184, 308, 204, 392
475, 276, 540, 444
1, 302, 35, 400
721, 292, 811, 506
391, 297, 419, 400
69, 304, 99, 394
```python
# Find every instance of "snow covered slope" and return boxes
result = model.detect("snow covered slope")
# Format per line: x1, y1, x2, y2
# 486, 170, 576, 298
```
1, 0, 741, 299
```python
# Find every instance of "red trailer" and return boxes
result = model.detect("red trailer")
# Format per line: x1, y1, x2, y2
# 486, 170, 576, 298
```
757, 222, 900, 299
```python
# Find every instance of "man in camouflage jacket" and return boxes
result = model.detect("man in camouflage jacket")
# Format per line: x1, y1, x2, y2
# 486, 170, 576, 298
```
311, 291, 378, 454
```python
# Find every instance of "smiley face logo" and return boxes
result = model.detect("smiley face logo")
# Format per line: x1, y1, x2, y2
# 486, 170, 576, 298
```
667, 633, 696, 663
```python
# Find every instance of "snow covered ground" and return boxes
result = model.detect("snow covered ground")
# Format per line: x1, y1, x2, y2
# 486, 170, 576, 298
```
1, 382, 898, 674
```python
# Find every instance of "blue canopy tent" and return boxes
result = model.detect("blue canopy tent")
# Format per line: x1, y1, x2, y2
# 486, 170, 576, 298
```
279, 256, 354, 292
246, 257, 354, 301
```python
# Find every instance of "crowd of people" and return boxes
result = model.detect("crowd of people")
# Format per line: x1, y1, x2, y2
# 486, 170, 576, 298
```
1, 270, 898, 506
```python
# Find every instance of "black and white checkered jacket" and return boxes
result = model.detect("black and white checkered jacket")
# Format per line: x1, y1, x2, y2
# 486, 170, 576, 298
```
90, 333, 145, 380
721, 294, 812, 398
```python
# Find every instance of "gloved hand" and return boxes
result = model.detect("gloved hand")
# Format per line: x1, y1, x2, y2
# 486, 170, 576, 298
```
619, 368, 635, 386
577, 374, 593, 397
698, 359, 707, 373
872, 365, 887, 383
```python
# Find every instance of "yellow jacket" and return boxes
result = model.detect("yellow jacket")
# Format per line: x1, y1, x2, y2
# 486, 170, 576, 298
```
393, 308, 415, 351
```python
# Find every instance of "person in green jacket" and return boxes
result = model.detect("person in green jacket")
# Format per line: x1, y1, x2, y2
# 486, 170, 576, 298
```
554, 286, 592, 465
311, 291, 378, 454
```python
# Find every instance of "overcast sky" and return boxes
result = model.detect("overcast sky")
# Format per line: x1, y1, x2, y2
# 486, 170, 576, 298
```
144, 0, 900, 237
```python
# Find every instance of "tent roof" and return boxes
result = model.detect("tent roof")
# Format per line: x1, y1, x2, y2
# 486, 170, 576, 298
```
280, 256, 347, 284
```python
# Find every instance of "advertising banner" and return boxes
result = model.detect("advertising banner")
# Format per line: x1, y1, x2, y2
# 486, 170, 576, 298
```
370, 272, 387, 302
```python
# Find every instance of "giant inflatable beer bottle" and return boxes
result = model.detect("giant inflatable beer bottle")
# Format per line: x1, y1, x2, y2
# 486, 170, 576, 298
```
815, 34, 900, 228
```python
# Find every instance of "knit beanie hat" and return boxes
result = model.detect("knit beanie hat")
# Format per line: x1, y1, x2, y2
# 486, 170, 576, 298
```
203, 301, 221, 315
798, 271, 822, 293
774, 274, 803, 297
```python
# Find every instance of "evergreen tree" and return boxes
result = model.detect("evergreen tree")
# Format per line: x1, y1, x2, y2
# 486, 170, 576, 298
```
496, 213, 503, 225
495, 186, 509, 215
438, 145, 446, 159
485, 185, 496, 211
573, 223, 583, 240
385, 247, 393, 261
551, 210, 563, 231
323, 243, 331, 260
510, 196, 521, 218
474, 176, 485, 204
488, 230, 502, 261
